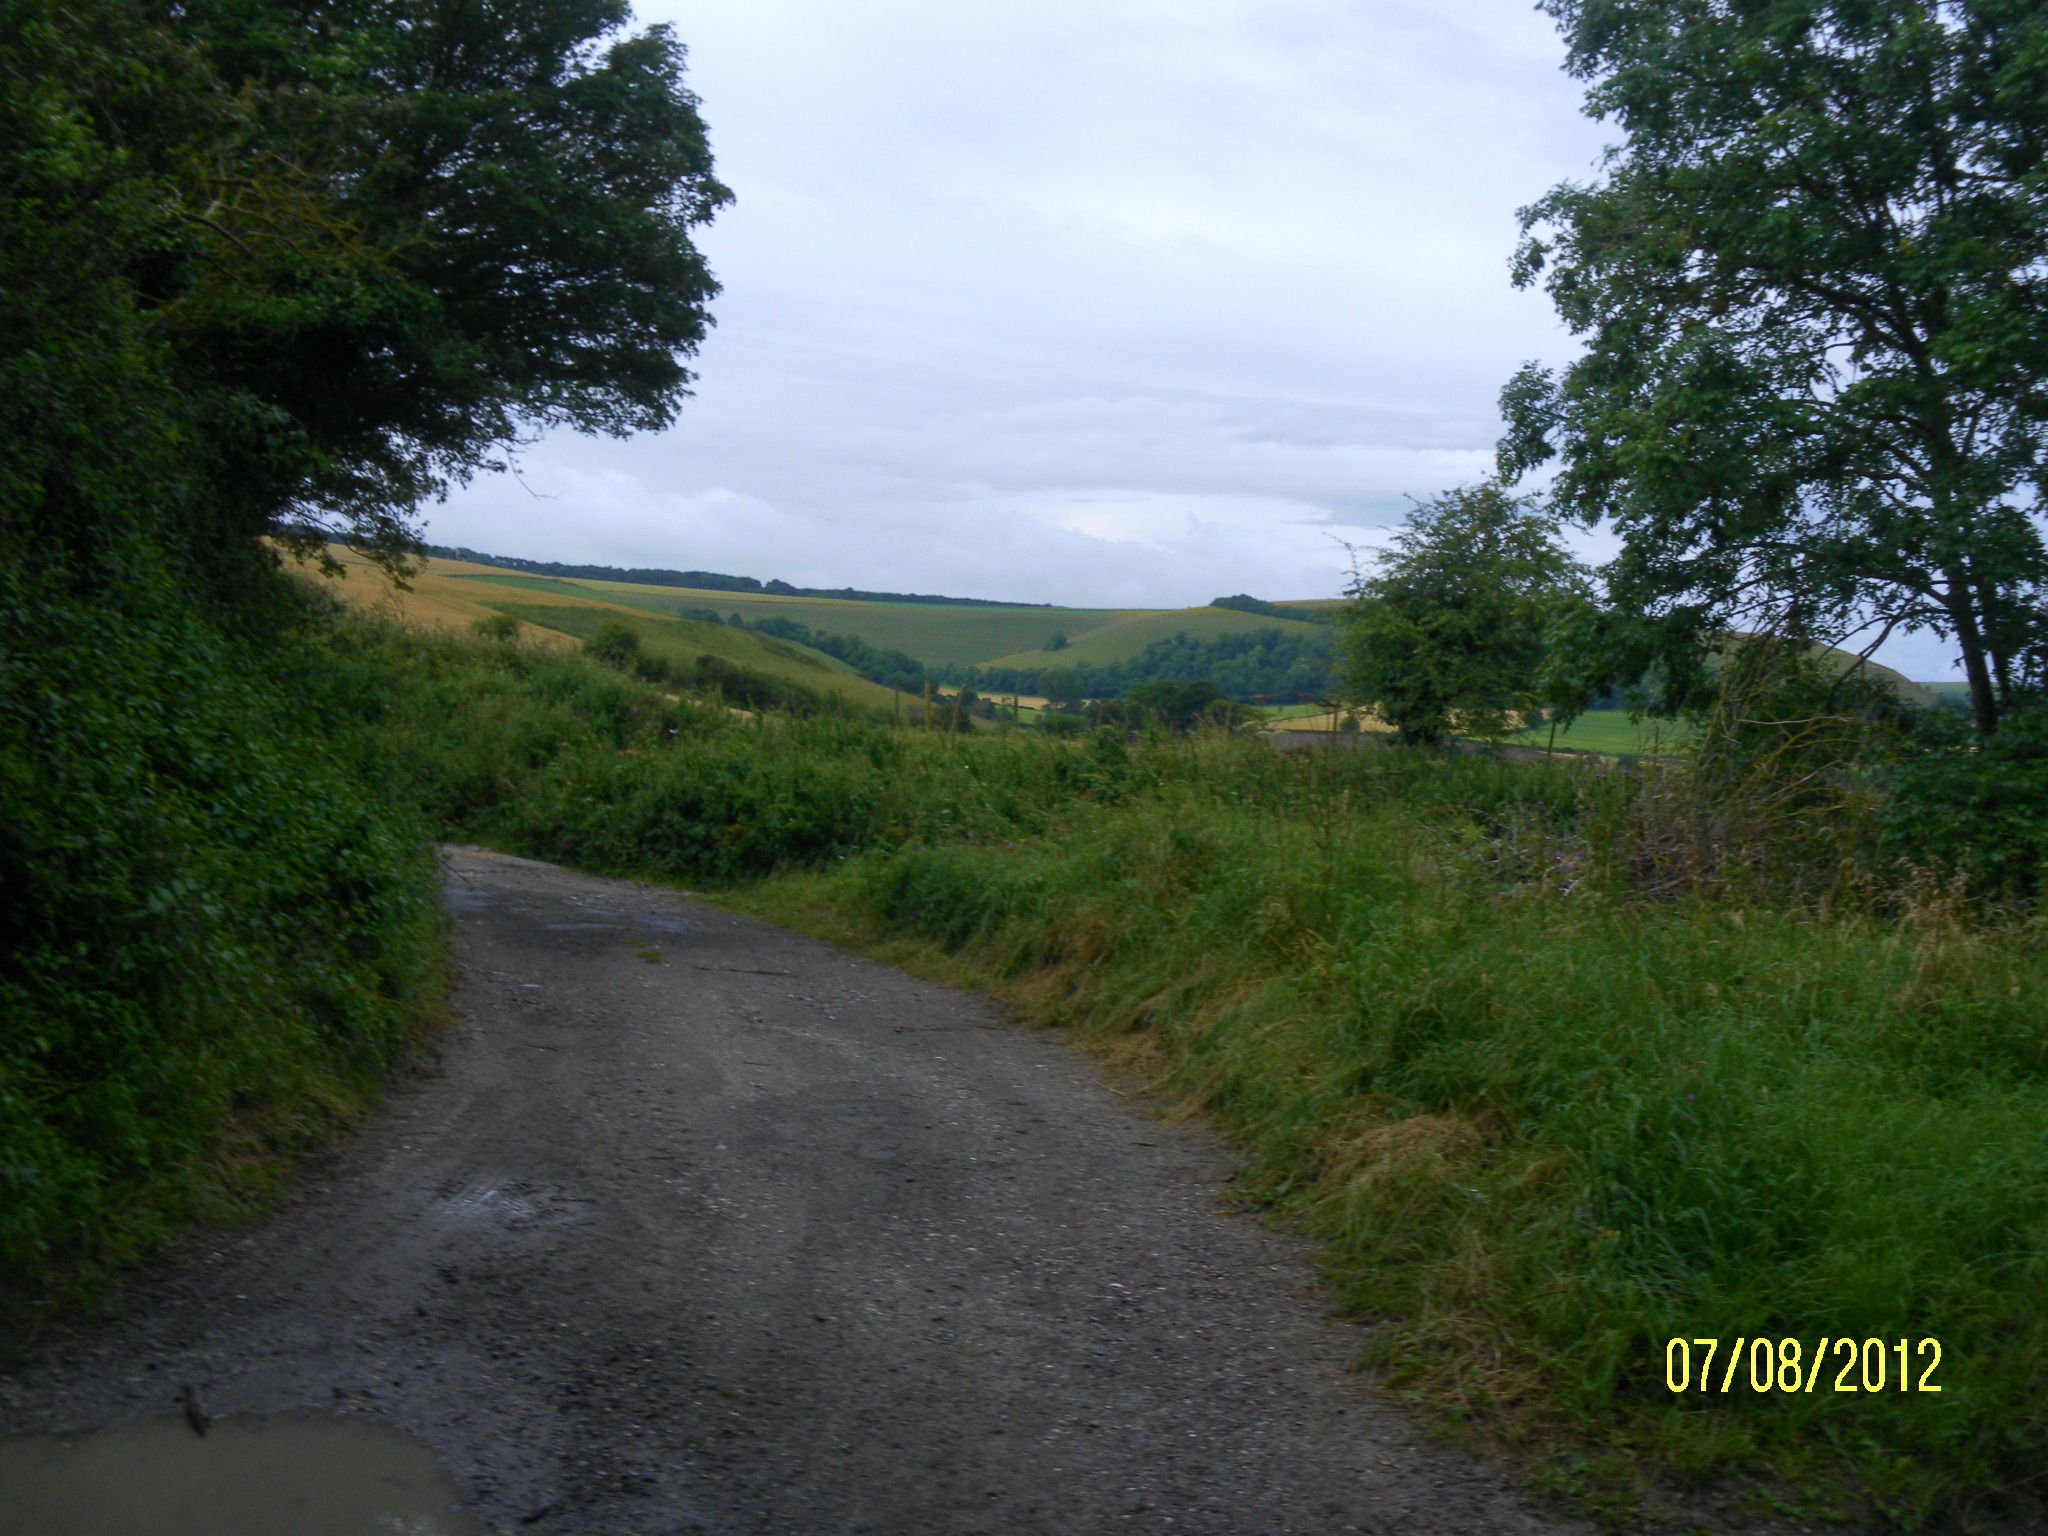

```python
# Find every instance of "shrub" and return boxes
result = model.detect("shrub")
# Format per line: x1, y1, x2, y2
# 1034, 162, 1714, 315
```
1886, 705, 2048, 900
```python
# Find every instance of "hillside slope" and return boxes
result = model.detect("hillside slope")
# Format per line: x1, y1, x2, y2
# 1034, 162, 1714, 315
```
984, 605, 1326, 670
301, 549, 913, 715
448, 574, 1129, 666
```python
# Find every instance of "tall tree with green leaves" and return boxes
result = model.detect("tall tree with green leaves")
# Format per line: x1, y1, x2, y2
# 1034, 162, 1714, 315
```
1342, 485, 1587, 746
196, 0, 732, 563
5, 0, 730, 579
1501, 0, 2048, 734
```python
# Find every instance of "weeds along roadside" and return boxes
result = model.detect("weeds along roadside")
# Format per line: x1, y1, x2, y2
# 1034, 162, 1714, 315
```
343, 618, 2048, 1527
749, 788, 2047, 1528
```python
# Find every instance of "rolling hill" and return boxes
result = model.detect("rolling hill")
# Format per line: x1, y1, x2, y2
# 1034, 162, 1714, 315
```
303, 547, 1958, 721
438, 570, 1336, 671
299, 548, 915, 716
445, 574, 1121, 666
981, 605, 1326, 670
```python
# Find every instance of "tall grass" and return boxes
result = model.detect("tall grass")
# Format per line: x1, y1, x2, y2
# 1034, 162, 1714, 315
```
344, 620, 2047, 1524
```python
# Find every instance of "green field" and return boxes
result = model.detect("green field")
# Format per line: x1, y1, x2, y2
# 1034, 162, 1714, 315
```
1508, 709, 1692, 756
453, 573, 1123, 665
449, 571, 1335, 670
981, 604, 1325, 669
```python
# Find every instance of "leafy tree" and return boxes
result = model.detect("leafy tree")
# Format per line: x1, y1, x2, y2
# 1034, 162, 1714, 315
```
1503, 0, 2048, 734
959, 627, 1338, 704
1038, 667, 1085, 707
1127, 679, 1225, 731
1342, 485, 1586, 746
585, 622, 643, 671
15, 0, 729, 576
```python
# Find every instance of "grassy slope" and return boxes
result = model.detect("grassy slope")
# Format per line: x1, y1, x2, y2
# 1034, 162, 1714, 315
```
450, 574, 1129, 666
448, 573, 1333, 671
300, 546, 583, 647
305, 549, 914, 716
494, 604, 913, 717
983, 605, 1326, 670
1816, 651, 1936, 709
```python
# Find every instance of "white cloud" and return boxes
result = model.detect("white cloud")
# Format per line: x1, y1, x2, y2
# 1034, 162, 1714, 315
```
421, 2, 1961, 676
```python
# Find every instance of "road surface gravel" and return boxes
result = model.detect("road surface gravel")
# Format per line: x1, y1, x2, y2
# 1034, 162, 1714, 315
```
0, 847, 1588, 1535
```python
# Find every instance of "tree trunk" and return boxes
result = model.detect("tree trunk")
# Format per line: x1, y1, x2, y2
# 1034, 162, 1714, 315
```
1945, 578, 2000, 734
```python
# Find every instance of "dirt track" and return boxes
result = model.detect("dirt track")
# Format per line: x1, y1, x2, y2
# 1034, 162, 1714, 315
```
0, 848, 1585, 1535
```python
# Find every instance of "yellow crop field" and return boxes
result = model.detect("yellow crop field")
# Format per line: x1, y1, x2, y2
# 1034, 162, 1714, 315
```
297, 546, 587, 648
297, 547, 917, 716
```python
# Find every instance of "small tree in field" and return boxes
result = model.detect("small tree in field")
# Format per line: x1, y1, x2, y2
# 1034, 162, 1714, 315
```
1343, 485, 1587, 745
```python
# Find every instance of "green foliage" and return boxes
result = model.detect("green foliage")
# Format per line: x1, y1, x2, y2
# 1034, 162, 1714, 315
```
585, 621, 644, 671
965, 625, 1337, 703
1505, 0, 2048, 735
731, 613, 930, 694
4, 0, 727, 572
188, 0, 730, 556
0, 566, 442, 1305
1342, 485, 1587, 744
334, 620, 1109, 875
1033, 708, 1088, 737
1125, 679, 1228, 731
0, 0, 727, 1310
1886, 705, 2048, 900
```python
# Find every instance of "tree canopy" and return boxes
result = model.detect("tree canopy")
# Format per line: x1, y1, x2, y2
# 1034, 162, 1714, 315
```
1342, 485, 1586, 746
1502, 0, 2048, 733
3, 0, 728, 577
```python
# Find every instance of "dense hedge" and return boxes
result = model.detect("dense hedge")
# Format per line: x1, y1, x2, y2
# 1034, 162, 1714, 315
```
0, 551, 443, 1304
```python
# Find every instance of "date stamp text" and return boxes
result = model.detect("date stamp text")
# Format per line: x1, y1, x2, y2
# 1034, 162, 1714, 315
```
1664, 1337, 1942, 1394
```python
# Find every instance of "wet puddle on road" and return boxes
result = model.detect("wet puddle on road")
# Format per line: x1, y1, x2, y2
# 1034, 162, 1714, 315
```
0, 1413, 481, 1535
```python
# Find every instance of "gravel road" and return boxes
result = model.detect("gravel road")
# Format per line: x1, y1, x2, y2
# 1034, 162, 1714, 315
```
0, 847, 1586, 1535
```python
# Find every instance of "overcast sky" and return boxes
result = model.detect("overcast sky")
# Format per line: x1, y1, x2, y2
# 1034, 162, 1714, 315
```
424, 0, 1958, 675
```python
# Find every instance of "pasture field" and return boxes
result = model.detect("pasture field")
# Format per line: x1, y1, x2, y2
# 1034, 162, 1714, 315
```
981, 603, 1324, 669
336, 617, 2047, 1526
451, 573, 1126, 665
1510, 710, 1690, 757
445, 568, 1336, 669
313, 546, 1345, 677
1258, 707, 1673, 757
